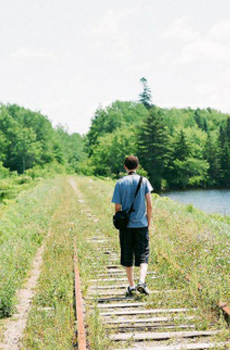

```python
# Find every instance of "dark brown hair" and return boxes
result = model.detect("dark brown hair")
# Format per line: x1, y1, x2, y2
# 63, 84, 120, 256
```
124, 156, 139, 170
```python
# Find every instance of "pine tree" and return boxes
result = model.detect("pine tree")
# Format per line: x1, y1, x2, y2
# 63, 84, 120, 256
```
219, 124, 226, 149
194, 109, 203, 129
137, 108, 169, 190
164, 130, 191, 188
203, 132, 220, 185
173, 130, 191, 161
219, 141, 230, 186
194, 109, 209, 132
218, 119, 230, 186
226, 117, 230, 144
139, 77, 152, 109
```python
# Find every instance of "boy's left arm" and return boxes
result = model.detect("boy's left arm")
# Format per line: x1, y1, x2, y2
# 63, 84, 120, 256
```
115, 204, 121, 212
146, 192, 152, 229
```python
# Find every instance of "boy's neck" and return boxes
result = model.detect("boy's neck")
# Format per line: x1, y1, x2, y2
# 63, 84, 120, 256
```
127, 170, 136, 175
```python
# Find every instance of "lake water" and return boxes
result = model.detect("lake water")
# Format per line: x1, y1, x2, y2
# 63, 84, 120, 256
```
160, 189, 230, 216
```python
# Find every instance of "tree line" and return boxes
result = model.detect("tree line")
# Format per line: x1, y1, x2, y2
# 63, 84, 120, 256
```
1, 78, 230, 191
0, 104, 85, 175
84, 79, 230, 190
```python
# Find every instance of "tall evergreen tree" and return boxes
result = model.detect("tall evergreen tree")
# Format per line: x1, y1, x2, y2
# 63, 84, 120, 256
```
139, 77, 152, 109
137, 108, 169, 190
203, 132, 220, 185
173, 130, 191, 161
164, 130, 191, 188
219, 124, 226, 148
226, 117, 230, 144
194, 109, 208, 132
219, 141, 230, 186
218, 119, 230, 186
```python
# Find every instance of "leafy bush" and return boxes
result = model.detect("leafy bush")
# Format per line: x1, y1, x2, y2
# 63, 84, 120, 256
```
186, 203, 195, 213
15, 175, 32, 184
0, 162, 10, 179
25, 162, 66, 179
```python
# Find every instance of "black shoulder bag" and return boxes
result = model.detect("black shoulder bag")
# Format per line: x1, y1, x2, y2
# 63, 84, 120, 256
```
113, 176, 143, 230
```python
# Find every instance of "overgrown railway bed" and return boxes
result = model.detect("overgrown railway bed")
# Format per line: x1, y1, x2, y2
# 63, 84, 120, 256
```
70, 178, 230, 350
74, 235, 229, 350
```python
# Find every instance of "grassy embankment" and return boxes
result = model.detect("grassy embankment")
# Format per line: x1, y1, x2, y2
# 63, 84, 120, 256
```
24, 175, 225, 349
0, 176, 67, 320
2, 175, 229, 349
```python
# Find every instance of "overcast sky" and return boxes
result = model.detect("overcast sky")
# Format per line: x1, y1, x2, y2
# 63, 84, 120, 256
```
1, 0, 230, 134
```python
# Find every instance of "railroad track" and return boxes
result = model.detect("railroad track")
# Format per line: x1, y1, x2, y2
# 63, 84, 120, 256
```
74, 236, 229, 350
69, 179, 229, 349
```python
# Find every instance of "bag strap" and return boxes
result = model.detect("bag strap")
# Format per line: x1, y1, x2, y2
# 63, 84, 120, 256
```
128, 176, 143, 215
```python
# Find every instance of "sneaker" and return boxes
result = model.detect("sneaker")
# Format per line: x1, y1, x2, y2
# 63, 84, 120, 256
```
136, 282, 150, 295
125, 286, 136, 297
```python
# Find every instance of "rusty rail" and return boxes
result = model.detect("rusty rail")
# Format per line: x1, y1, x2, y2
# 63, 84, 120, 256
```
158, 249, 230, 321
74, 239, 87, 349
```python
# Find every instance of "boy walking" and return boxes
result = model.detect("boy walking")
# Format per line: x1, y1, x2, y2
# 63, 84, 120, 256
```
111, 156, 153, 296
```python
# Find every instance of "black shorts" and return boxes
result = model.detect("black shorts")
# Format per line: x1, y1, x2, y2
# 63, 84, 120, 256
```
119, 227, 149, 267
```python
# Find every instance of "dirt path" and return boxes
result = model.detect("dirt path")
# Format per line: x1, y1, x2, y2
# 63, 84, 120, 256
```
0, 231, 50, 350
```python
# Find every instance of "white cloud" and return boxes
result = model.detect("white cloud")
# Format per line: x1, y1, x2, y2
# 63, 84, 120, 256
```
160, 16, 199, 42
89, 7, 139, 59
174, 39, 230, 64
186, 67, 230, 114
209, 20, 230, 43
195, 70, 230, 97
160, 18, 230, 65
92, 7, 139, 37
11, 47, 58, 60
92, 9, 121, 36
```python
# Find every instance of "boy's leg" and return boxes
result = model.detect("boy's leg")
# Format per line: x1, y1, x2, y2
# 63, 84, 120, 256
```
134, 227, 149, 269
126, 266, 135, 287
139, 262, 148, 284
134, 227, 150, 295
119, 228, 135, 288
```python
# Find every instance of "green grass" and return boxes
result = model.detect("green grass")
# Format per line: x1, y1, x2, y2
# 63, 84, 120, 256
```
0, 176, 66, 318
74, 175, 230, 315
72, 175, 230, 348
22, 180, 75, 350
22, 177, 112, 349
0, 174, 36, 203
2, 174, 230, 349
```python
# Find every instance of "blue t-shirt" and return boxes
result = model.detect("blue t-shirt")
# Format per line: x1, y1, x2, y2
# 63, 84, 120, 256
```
111, 174, 153, 228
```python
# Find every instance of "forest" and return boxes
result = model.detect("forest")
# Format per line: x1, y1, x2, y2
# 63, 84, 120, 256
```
1, 78, 230, 191
0, 103, 85, 175
84, 79, 230, 190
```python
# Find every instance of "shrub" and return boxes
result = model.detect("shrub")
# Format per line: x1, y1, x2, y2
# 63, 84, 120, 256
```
0, 162, 10, 179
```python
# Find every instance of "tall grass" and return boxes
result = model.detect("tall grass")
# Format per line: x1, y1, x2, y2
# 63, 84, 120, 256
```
0, 176, 66, 318
22, 176, 229, 349
72, 176, 229, 346
23, 178, 112, 349
22, 180, 75, 350
75, 175, 230, 309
